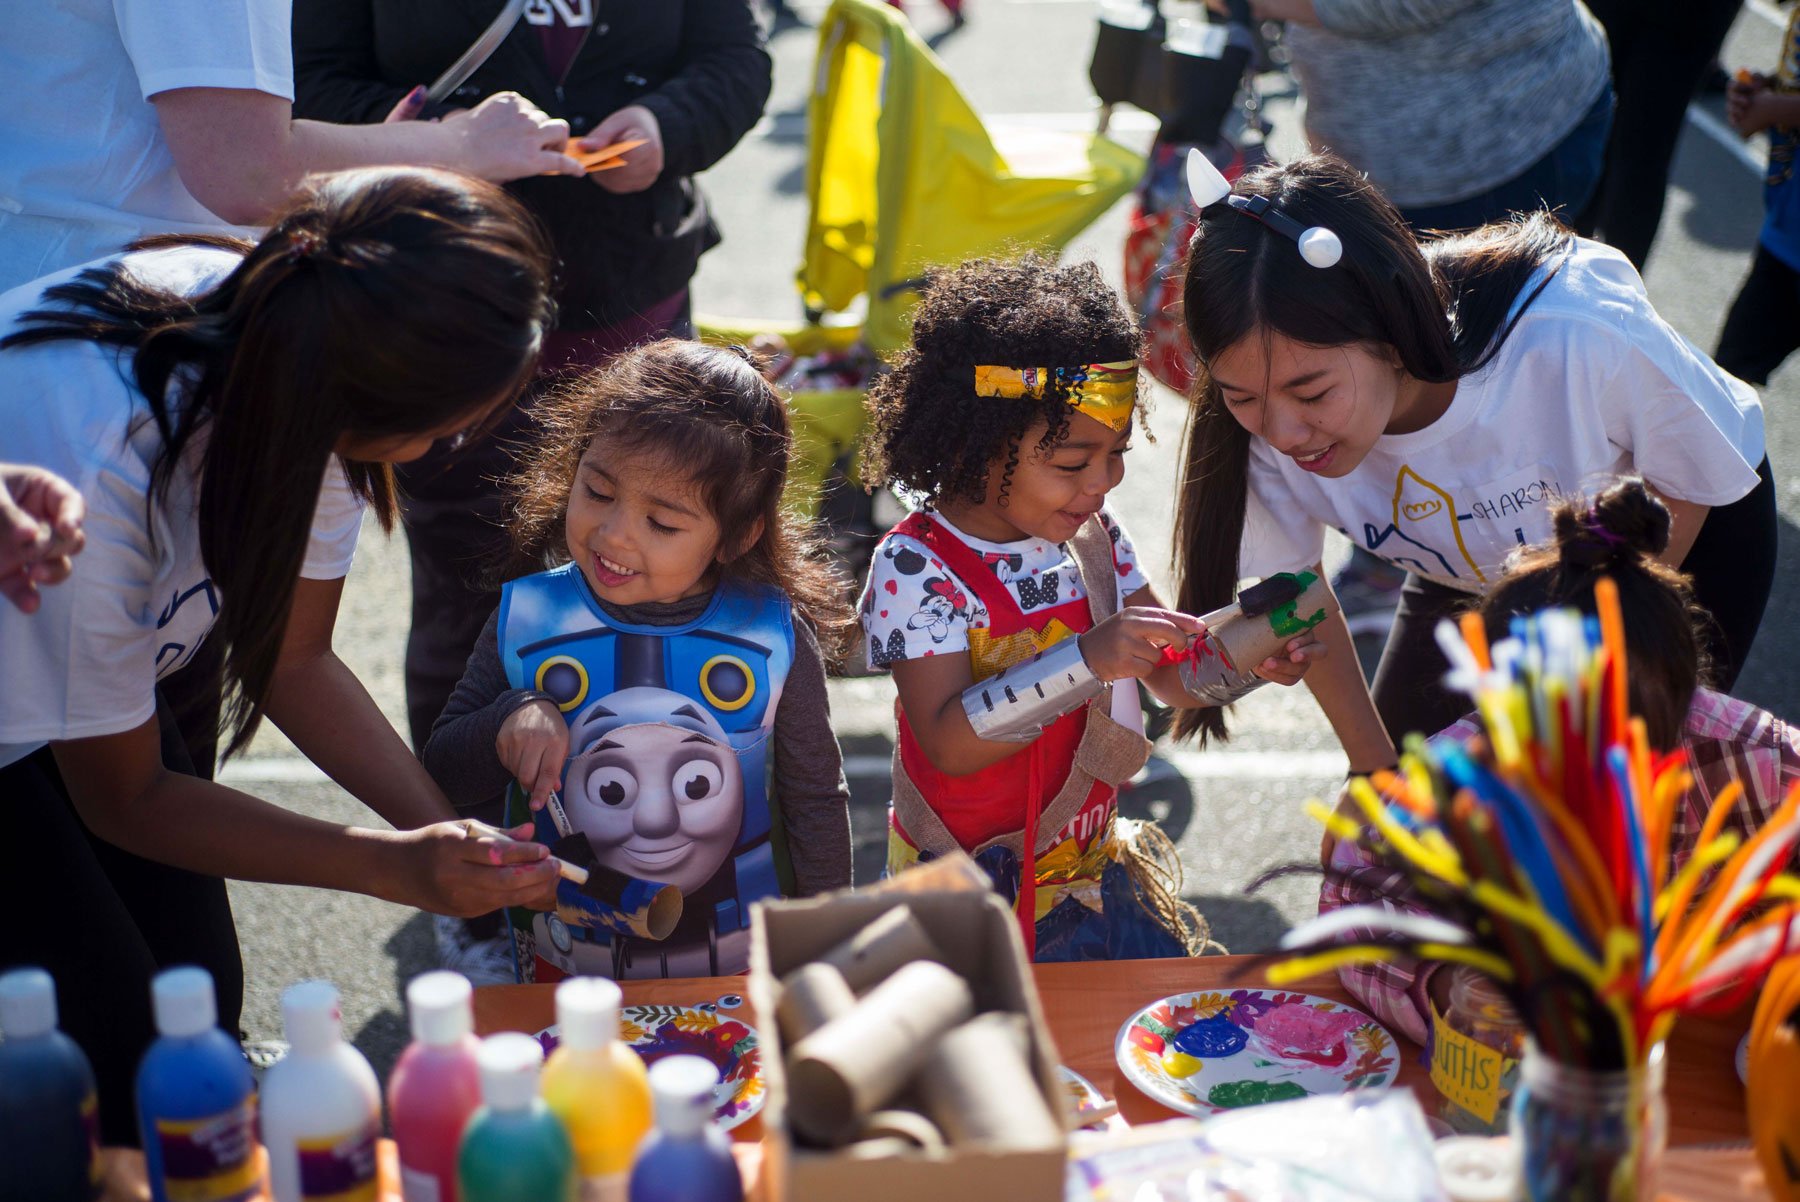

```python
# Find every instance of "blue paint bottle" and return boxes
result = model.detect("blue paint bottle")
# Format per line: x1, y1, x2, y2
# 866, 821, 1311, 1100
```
627, 1056, 742, 1202
0, 968, 100, 1202
136, 967, 261, 1202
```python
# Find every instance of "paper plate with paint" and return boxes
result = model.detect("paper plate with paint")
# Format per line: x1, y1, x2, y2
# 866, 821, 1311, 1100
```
1115, 989, 1397, 1117
1058, 1065, 1117, 1128
537, 995, 764, 1130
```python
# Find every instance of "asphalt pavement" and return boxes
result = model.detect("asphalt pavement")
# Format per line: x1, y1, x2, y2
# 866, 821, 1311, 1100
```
223, 0, 1800, 1080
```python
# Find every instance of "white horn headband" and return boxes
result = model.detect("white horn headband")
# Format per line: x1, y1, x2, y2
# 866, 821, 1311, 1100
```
1184, 148, 1343, 269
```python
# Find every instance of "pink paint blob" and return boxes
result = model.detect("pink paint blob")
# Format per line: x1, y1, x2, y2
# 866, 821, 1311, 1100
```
1249, 1004, 1364, 1055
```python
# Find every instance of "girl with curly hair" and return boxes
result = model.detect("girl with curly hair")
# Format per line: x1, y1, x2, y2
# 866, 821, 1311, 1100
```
422, 340, 853, 983
861, 256, 1325, 961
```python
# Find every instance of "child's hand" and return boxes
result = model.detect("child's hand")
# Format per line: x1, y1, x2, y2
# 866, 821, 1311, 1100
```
1078, 607, 1208, 682
395, 819, 559, 915
1252, 633, 1328, 687
1729, 71, 1772, 134
497, 699, 568, 811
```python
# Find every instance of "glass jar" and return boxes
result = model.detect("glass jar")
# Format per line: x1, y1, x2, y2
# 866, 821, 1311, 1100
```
1510, 1040, 1668, 1202
1436, 967, 1526, 1135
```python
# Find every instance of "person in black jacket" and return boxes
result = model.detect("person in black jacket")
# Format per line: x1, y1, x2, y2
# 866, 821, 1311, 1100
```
293, 1, 771, 978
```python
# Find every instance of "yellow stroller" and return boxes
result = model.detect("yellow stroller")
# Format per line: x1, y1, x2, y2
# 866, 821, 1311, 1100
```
697, 0, 1142, 529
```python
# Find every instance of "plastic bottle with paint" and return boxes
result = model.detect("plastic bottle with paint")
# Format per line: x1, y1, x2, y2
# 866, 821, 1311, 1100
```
389, 971, 483, 1202
0, 968, 100, 1202
458, 1033, 575, 1202
261, 980, 382, 1202
136, 967, 261, 1202
627, 1056, 740, 1202
542, 977, 653, 1202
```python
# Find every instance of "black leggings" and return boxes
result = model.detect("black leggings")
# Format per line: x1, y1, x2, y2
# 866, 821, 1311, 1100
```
1574, 0, 1743, 271
0, 677, 240, 1148
1370, 458, 1778, 745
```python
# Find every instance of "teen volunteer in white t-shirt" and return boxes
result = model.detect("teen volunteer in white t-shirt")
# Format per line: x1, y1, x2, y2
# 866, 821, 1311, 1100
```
1169, 154, 1772, 780
0, 167, 562, 1145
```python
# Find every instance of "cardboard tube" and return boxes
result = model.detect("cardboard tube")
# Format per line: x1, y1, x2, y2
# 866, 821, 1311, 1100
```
1183, 571, 1338, 701
916, 1014, 1063, 1151
776, 962, 855, 1044
786, 961, 974, 1145
815, 905, 947, 994
859, 1109, 946, 1154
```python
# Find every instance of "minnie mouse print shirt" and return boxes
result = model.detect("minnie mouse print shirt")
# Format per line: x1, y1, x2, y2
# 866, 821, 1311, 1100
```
859, 505, 1149, 671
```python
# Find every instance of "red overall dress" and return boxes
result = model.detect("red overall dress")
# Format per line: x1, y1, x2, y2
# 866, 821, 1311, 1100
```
885, 512, 1152, 957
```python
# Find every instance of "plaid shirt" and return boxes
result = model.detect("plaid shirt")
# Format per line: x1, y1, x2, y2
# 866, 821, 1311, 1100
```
1319, 689, 1800, 1046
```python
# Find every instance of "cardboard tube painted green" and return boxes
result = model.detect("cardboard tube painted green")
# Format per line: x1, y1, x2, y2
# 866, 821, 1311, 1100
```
814, 905, 948, 995
916, 1013, 1062, 1150
785, 961, 973, 1145
1180, 570, 1338, 706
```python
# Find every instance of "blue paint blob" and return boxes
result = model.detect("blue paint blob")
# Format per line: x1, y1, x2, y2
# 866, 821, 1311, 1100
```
1172, 1014, 1249, 1059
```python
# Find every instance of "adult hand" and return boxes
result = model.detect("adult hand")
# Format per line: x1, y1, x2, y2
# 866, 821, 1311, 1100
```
383, 85, 429, 124
580, 105, 664, 194
1253, 633, 1329, 687
442, 91, 581, 181
497, 699, 570, 812
1, 463, 85, 613
1078, 607, 1208, 681
393, 819, 560, 915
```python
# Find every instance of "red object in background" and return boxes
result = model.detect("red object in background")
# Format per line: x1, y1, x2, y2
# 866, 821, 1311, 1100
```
1123, 141, 1260, 395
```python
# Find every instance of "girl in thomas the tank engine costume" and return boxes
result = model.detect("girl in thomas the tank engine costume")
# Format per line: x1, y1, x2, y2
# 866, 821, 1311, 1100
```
423, 340, 853, 982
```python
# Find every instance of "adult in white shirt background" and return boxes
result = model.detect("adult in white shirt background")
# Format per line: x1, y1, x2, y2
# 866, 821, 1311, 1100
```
0, 167, 563, 1145
0, 0, 581, 291
1168, 155, 1774, 788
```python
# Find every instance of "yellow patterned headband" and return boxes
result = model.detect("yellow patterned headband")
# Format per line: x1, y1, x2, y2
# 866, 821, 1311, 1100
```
971, 359, 1139, 432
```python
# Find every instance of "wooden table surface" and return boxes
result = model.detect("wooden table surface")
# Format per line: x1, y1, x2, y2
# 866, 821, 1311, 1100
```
472, 954, 1755, 1149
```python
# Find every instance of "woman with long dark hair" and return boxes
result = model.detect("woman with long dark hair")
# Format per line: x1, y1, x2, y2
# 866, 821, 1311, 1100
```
0, 166, 562, 1143
1173, 155, 1772, 780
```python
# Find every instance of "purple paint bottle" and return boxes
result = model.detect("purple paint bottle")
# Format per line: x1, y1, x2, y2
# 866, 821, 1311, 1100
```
627, 1057, 741, 1202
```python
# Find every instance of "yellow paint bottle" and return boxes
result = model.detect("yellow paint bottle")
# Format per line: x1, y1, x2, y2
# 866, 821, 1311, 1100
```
542, 978, 653, 1202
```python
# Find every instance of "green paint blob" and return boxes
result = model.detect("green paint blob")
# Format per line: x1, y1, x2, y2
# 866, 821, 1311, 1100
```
1207, 1079, 1310, 1109
1266, 571, 1326, 639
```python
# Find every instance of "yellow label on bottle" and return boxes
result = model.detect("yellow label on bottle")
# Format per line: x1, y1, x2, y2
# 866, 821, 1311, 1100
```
1430, 1005, 1506, 1125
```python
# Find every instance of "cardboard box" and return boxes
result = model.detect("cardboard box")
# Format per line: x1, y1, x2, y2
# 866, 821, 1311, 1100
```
749, 886, 1070, 1202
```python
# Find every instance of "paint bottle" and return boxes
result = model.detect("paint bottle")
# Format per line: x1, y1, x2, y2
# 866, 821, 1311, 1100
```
542, 978, 653, 1202
458, 1033, 575, 1202
389, 972, 483, 1202
628, 1056, 741, 1202
261, 981, 382, 1202
136, 967, 261, 1202
0, 968, 100, 1202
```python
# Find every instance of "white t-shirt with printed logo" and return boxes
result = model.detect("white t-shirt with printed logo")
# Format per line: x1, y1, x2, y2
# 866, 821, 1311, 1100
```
1241, 239, 1765, 592
0, 246, 363, 769
859, 505, 1151, 729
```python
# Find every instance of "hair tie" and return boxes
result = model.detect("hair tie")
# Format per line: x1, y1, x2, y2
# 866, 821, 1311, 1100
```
285, 228, 327, 264
1579, 508, 1628, 550
1185, 149, 1343, 269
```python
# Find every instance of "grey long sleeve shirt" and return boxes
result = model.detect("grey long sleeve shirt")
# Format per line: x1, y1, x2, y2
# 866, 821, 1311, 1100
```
420, 591, 853, 896
1286, 0, 1610, 208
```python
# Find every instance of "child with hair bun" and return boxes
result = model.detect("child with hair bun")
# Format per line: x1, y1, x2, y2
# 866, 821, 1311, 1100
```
1320, 477, 1800, 1044
861, 255, 1326, 961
